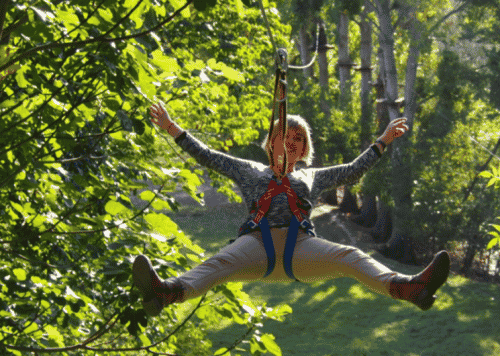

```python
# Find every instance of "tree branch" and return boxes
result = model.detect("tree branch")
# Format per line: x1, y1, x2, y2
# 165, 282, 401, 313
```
428, 0, 471, 35
44, 180, 166, 235
0, 0, 194, 73
5, 295, 207, 354
218, 324, 256, 355
462, 135, 500, 203
101, 0, 145, 38
0, 0, 10, 41
62, 0, 109, 41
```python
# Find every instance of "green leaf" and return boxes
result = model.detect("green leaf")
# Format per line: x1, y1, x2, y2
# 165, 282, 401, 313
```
132, 118, 146, 135
221, 64, 245, 82
139, 333, 151, 346
24, 321, 39, 334
168, 0, 191, 18
486, 237, 500, 250
260, 334, 282, 356
15, 66, 28, 88
140, 190, 156, 201
214, 347, 229, 355
479, 171, 493, 178
490, 224, 500, 233
144, 212, 178, 237
266, 304, 292, 321
193, 0, 217, 12
45, 325, 64, 347
104, 201, 128, 215
151, 50, 180, 74
151, 199, 172, 211
118, 110, 133, 132
13, 268, 27, 281
487, 177, 498, 188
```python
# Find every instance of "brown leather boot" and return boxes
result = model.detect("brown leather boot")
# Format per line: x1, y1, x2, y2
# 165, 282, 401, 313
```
132, 255, 185, 316
389, 250, 450, 311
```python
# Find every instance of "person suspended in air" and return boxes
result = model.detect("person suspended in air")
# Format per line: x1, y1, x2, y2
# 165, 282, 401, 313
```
132, 101, 450, 317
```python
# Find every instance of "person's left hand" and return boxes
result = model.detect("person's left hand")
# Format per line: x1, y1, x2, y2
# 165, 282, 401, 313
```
379, 117, 409, 145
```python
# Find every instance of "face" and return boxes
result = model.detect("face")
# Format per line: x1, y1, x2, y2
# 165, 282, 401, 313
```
285, 127, 306, 165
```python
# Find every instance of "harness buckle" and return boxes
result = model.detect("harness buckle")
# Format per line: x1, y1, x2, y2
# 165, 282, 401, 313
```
248, 220, 259, 229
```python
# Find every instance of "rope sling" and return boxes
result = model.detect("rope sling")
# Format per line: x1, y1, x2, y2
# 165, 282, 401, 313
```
246, 49, 313, 281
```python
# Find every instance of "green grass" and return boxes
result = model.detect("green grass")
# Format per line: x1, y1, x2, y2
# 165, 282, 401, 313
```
167, 204, 500, 356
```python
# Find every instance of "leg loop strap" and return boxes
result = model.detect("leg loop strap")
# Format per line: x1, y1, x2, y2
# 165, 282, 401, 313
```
284, 216, 300, 282
259, 217, 276, 278
259, 217, 300, 282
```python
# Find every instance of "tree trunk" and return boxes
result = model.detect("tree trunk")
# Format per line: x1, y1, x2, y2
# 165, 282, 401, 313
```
298, 23, 313, 79
338, 12, 350, 97
317, 19, 331, 122
317, 20, 330, 89
359, 7, 373, 151
376, 0, 399, 123
460, 235, 479, 275
369, 199, 392, 243
376, 0, 420, 264
338, 186, 360, 215
351, 194, 377, 228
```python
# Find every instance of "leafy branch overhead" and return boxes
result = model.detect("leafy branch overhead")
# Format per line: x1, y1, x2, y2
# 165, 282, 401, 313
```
0, 0, 290, 355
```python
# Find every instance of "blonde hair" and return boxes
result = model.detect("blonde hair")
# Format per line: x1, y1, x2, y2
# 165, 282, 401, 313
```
261, 114, 314, 166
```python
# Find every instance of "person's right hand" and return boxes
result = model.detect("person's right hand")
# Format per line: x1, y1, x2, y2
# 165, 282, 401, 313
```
149, 103, 182, 138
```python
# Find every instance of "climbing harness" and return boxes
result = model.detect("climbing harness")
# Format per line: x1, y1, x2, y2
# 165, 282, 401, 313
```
248, 176, 314, 281
240, 48, 315, 282
239, 3, 322, 281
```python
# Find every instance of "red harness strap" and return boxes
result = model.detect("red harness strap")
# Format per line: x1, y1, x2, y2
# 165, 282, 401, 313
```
251, 176, 306, 226
246, 176, 310, 281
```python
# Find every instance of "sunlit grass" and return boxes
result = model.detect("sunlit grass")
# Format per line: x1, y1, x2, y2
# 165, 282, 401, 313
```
168, 203, 500, 356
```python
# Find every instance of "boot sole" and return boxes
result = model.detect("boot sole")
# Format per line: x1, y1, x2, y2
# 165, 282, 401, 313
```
132, 255, 163, 317
417, 251, 450, 311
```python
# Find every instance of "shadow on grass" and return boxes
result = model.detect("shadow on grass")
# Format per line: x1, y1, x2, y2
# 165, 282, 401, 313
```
207, 271, 499, 356
167, 204, 500, 356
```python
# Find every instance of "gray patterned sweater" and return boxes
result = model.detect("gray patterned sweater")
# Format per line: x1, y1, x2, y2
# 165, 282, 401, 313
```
175, 131, 382, 237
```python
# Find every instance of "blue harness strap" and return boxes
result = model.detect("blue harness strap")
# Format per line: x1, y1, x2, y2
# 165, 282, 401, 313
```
239, 177, 314, 282
283, 216, 300, 281
259, 217, 276, 278
259, 216, 301, 281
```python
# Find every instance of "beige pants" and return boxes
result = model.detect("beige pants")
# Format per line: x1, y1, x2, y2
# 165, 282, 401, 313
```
176, 228, 397, 302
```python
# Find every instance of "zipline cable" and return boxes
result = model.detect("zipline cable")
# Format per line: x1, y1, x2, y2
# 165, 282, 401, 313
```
289, 24, 320, 70
435, 110, 500, 164
257, 0, 320, 70
257, 0, 277, 53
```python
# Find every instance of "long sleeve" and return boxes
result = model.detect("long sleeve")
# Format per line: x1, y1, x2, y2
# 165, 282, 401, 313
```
309, 146, 381, 200
175, 131, 261, 185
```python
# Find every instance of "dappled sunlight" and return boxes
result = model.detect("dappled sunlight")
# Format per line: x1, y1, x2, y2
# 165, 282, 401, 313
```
447, 274, 472, 287
457, 310, 492, 323
433, 292, 454, 310
371, 319, 410, 342
177, 205, 500, 355
388, 303, 410, 313
350, 338, 374, 354
306, 285, 338, 305
478, 337, 500, 355
348, 284, 377, 300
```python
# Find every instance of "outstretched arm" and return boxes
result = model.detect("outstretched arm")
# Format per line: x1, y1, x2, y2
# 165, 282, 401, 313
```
150, 103, 184, 138
149, 102, 256, 184
309, 118, 409, 196
373, 117, 409, 154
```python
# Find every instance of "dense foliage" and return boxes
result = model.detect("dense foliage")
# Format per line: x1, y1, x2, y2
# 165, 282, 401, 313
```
0, 0, 293, 354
